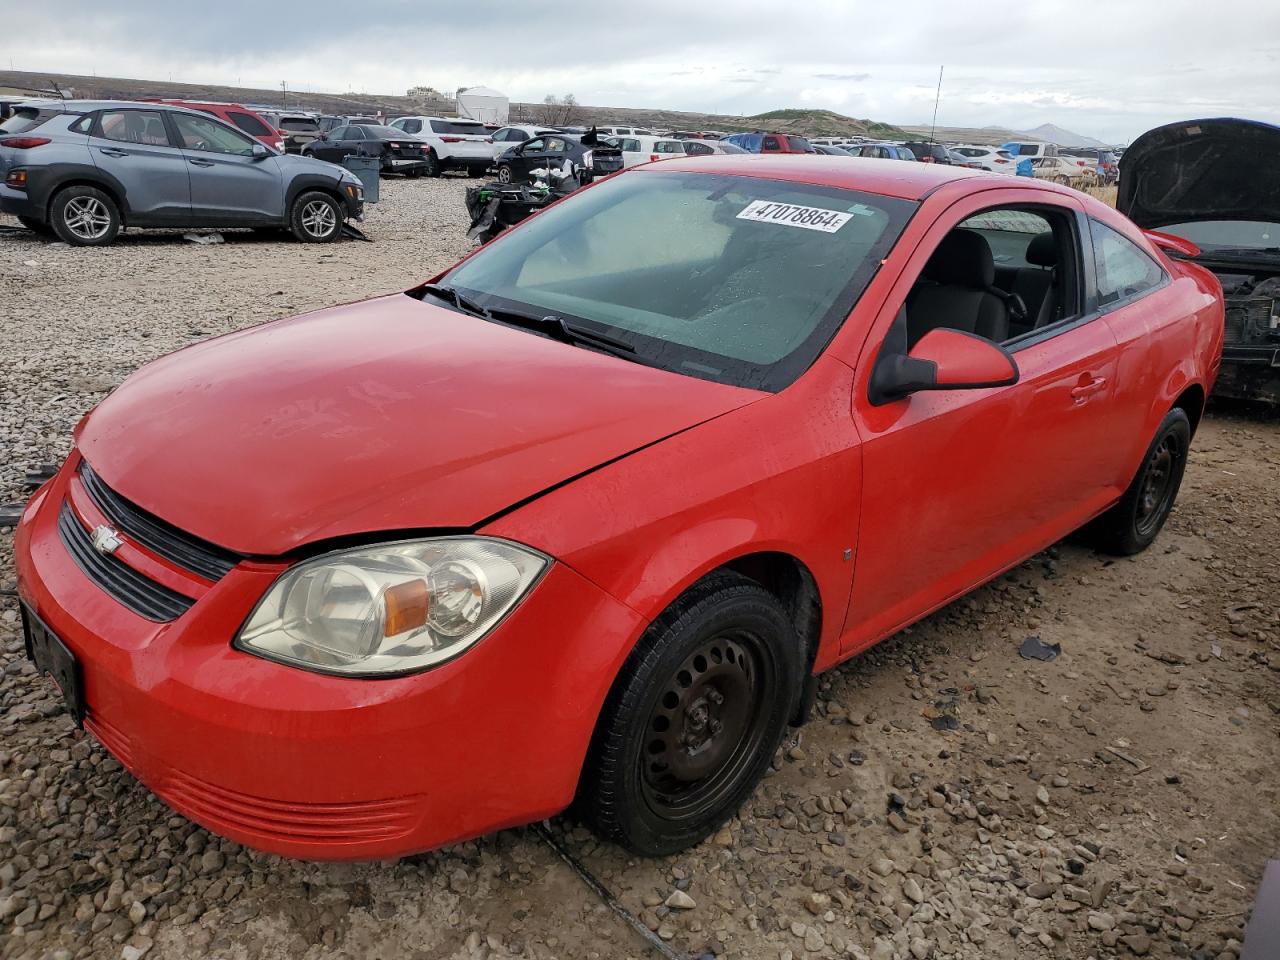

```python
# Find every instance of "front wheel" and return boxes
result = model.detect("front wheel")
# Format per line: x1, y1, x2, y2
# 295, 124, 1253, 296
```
496, 164, 513, 184
288, 191, 342, 243
578, 572, 802, 856
1087, 407, 1191, 555
50, 186, 121, 246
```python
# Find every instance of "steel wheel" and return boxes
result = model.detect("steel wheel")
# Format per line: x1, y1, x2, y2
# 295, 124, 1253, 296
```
1135, 435, 1178, 537
640, 632, 775, 823
63, 197, 113, 241
300, 199, 337, 239
497, 165, 513, 183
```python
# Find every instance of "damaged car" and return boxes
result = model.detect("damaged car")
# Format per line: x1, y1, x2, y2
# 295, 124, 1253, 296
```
17, 156, 1220, 860
1120, 117, 1280, 401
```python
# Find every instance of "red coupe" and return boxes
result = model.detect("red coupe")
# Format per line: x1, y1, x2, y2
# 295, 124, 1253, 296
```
15, 156, 1223, 860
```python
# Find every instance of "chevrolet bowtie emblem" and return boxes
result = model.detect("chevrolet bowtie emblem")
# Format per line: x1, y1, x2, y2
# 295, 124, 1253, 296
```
90, 525, 124, 556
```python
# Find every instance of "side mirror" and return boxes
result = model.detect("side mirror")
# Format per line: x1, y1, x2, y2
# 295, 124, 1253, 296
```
869, 326, 1019, 405
317, 132, 329, 141
251, 143, 269, 159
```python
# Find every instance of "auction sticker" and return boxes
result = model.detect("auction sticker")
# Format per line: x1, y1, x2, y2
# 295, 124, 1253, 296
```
737, 200, 852, 233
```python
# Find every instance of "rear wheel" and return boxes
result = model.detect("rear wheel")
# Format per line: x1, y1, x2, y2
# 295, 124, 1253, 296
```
18, 216, 54, 236
578, 573, 802, 855
1087, 407, 1191, 555
288, 191, 342, 243
49, 186, 121, 247
425, 150, 441, 177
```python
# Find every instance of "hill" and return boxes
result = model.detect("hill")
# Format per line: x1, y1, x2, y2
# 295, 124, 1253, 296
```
0, 69, 908, 139
1015, 122, 1110, 149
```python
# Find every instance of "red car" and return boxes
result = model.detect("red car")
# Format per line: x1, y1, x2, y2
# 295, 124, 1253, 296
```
141, 99, 284, 153
15, 157, 1222, 861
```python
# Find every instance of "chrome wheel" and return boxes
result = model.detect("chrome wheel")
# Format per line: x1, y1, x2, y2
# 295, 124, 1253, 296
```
300, 199, 337, 239
497, 165, 512, 183
63, 197, 112, 241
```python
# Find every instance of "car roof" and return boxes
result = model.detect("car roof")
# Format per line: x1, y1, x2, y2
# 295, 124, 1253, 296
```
635, 154, 1031, 200
15, 99, 213, 118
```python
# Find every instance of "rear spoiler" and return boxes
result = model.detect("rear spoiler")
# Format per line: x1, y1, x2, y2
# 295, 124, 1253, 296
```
1144, 229, 1201, 259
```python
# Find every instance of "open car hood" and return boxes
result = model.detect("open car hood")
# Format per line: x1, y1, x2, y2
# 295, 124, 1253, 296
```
77, 295, 760, 555
1118, 118, 1280, 231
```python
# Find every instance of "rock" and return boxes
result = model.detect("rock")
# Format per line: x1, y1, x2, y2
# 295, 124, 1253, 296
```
199, 849, 225, 874
803, 893, 830, 915
871, 858, 895, 877
887, 812, 910, 833
128, 900, 146, 924
1034, 825, 1056, 840
1036, 786, 1050, 805
1123, 933, 1152, 955
1088, 912, 1116, 931
909, 937, 932, 960
1026, 882, 1055, 899
871, 940, 894, 960
665, 890, 696, 910
902, 877, 924, 904
804, 927, 825, 952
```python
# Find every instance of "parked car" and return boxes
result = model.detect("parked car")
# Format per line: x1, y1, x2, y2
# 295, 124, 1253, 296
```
679, 139, 748, 156
487, 124, 560, 160
1031, 155, 1092, 184
814, 145, 855, 156
1002, 141, 1060, 160
303, 123, 432, 176
256, 112, 323, 154
317, 115, 380, 135
1120, 117, 1280, 401
596, 125, 655, 137
950, 145, 1019, 174
0, 100, 363, 246
140, 99, 285, 153
15, 154, 1219, 861
493, 131, 622, 184
1062, 148, 1119, 184
852, 143, 917, 161
616, 135, 687, 168
385, 116, 493, 177
901, 141, 953, 164
721, 132, 817, 154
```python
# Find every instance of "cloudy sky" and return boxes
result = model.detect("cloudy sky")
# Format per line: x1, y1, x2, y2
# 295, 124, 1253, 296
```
13, 1, 1280, 144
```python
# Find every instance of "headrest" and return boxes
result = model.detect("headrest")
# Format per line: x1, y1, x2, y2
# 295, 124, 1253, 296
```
923, 229, 995, 288
1026, 231, 1058, 267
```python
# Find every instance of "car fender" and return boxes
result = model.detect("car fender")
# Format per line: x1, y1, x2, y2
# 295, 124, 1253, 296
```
34, 155, 131, 220
483, 355, 863, 676
283, 171, 347, 212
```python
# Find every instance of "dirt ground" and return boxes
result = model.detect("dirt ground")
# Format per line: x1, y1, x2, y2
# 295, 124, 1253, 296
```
0, 178, 1277, 960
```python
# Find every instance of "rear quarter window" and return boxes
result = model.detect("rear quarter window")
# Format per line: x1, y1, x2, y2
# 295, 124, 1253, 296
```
0, 108, 59, 134
229, 111, 271, 136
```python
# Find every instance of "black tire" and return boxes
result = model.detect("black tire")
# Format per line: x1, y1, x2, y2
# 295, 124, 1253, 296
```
578, 572, 802, 856
18, 216, 54, 236
425, 150, 441, 177
1087, 407, 1191, 555
288, 191, 342, 243
496, 164, 513, 184
49, 185, 121, 247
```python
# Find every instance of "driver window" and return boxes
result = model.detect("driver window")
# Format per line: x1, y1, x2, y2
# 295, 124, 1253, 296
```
522, 138, 544, 152
904, 207, 1080, 349
172, 114, 256, 156
346, 127, 366, 141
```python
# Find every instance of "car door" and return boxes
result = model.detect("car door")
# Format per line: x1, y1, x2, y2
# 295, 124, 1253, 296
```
169, 112, 283, 224
842, 189, 1122, 655
313, 125, 349, 163
508, 137, 545, 179
88, 108, 191, 224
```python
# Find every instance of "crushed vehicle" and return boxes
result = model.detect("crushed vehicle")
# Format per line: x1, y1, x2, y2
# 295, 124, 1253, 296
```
0, 100, 363, 245
1119, 118, 1280, 401
493, 127, 622, 185
16, 155, 1220, 861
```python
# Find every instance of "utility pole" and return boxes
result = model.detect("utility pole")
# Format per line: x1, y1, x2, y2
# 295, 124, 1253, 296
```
929, 65, 944, 143
281, 81, 288, 108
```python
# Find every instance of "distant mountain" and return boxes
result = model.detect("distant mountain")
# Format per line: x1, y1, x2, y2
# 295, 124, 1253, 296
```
1016, 123, 1111, 149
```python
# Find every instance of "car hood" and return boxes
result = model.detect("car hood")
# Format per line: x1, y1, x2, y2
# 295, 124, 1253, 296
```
1118, 118, 1280, 230
277, 152, 357, 179
76, 295, 759, 556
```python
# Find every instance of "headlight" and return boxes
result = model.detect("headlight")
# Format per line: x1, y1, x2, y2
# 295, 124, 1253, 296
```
235, 538, 547, 676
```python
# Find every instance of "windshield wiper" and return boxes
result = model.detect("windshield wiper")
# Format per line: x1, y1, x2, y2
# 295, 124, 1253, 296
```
418, 283, 495, 321
419, 285, 636, 358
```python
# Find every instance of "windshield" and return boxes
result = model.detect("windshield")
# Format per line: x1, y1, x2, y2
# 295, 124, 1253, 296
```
279, 118, 319, 132
1162, 220, 1280, 253
441, 171, 915, 391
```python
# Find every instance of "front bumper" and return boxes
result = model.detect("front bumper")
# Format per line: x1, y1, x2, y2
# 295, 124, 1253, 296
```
1216, 344, 1280, 401
15, 458, 645, 860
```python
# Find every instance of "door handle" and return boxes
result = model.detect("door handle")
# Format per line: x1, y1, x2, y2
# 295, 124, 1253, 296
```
98, 148, 128, 158
188, 159, 216, 167
1071, 376, 1108, 403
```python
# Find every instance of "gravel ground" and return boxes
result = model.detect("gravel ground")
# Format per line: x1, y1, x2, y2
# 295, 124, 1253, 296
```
1, 177, 1278, 960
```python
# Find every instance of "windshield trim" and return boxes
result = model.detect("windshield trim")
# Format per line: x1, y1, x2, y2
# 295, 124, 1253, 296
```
436, 171, 918, 393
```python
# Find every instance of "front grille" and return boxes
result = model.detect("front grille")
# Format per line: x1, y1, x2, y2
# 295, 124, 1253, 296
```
1224, 297, 1274, 345
57, 502, 194, 622
79, 463, 240, 582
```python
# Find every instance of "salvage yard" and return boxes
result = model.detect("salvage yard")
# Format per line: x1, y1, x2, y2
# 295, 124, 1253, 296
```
1, 179, 1278, 960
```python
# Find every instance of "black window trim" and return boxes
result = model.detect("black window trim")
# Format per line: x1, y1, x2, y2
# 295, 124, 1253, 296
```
91, 107, 180, 149
1087, 217, 1172, 317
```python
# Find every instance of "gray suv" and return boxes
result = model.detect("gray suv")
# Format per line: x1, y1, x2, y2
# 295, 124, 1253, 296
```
0, 100, 364, 246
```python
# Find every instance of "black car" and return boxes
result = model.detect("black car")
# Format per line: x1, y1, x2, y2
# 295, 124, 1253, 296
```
1119, 117, 1280, 402
303, 124, 432, 176
494, 130, 622, 185
902, 141, 953, 164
